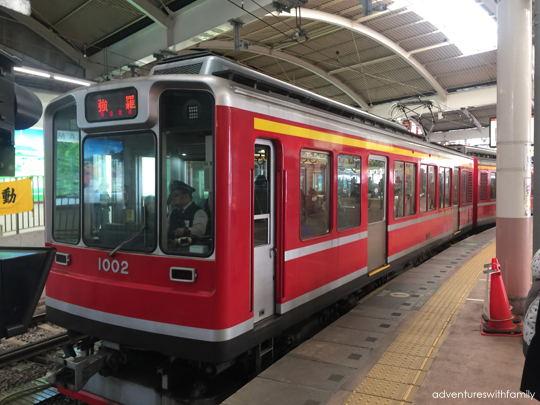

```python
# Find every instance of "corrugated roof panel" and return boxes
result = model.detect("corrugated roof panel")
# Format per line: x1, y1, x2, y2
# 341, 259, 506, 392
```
296, 76, 330, 89
439, 68, 497, 89
361, 78, 433, 103
32, 0, 89, 27
399, 34, 447, 55
427, 51, 496, 76
329, 93, 356, 106
414, 45, 464, 64
469, 105, 497, 126
363, 57, 417, 75
399, 35, 448, 53
365, 10, 422, 32
380, 21, 438, 44
56, 0, 143, 46
314, 0, 365, 16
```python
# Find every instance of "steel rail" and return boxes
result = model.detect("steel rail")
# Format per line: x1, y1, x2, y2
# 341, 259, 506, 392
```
0, 333, 70, 367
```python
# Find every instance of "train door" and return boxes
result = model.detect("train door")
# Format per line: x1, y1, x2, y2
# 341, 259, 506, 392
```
253, 140, 275, 323
453, 168, 459, 234
367, 156, 387, 272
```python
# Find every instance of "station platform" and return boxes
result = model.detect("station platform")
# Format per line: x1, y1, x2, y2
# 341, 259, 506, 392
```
224, 228, 533, 405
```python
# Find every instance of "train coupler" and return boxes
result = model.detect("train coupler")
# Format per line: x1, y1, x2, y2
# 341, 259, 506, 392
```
45, 350, 109, 392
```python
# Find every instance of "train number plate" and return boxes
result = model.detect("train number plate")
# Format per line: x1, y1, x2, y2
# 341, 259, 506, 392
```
98, 258, 129, 274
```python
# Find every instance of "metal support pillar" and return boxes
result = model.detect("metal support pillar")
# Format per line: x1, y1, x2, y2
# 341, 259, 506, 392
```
534, 6, 540, 255
496, 0, 533, 315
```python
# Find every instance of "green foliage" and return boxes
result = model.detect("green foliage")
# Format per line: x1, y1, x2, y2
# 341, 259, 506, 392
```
56, 142, 80, 197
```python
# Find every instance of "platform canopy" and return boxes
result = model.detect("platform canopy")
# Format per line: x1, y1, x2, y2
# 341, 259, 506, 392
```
0, 0, 505, 139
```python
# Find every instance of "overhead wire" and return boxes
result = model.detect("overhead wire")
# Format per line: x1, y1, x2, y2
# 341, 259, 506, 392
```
225, 0, 437, 103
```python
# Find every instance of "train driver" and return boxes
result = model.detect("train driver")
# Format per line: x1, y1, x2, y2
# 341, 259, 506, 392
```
168, 181, 208, 241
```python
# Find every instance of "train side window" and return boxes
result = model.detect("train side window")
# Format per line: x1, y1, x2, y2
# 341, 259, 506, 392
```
453, 168, 459, 206
301, 150, 330, 239
428, 166, 436, 211
53, 104, 80, 244
467, 171, 473, 203
405, 163, 416, 216
337, 154, 361, 231
490, 173, 496, 200
254, 145, 271, 246
444, 168, 451, 207
462, 171, 467, 204
438, 168, 444, 209
420, 165, 427, 213
394, 161, 404, 219
480, 173, 488, 201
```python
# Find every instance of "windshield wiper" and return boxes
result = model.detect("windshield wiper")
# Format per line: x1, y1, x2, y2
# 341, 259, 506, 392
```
108, 224, 146, 257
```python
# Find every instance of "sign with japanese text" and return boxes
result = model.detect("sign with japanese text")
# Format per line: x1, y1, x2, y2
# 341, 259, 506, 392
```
85, 87, 138, 122
0, 178, 33, 216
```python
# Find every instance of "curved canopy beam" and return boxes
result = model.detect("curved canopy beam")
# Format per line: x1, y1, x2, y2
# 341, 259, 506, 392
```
272, 9, 447, 101
193, 40, 370, 109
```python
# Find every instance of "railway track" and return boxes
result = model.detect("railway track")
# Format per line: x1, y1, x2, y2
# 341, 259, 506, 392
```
0, 332, 70, 368
0, 313, 70, 368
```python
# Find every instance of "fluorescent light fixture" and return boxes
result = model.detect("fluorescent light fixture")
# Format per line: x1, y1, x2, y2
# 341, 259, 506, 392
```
13, 67, 51, 78
14, 66, 95, 86
406, 0, 497, 56
53, 75, 93, 86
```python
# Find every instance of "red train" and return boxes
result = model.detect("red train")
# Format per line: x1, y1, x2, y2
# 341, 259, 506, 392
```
44, 53, 496, 404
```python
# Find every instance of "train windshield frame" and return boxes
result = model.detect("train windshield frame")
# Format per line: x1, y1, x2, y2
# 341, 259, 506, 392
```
159, 89, 215, 257
52, 103, 81, 244
81, 131, 157, 252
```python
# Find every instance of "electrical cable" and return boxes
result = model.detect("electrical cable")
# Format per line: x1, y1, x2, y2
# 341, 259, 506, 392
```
225, 0, 436, 101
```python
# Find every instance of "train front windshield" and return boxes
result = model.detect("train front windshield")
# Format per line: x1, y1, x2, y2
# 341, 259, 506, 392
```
82, 133, 157, 252
51, 88, 215, 257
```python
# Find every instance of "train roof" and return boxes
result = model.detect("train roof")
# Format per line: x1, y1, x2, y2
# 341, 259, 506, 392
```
446, 145, 496, 159
150, 52, 413, 136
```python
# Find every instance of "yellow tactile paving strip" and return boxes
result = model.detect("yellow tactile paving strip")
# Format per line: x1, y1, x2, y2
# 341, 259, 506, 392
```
345, 242, 496, 405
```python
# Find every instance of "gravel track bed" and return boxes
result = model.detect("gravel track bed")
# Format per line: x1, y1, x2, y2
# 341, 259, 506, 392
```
0, 362, 48, 391
0, 319, 79, 404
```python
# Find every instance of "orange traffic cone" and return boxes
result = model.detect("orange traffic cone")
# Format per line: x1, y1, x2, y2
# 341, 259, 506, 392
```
481, 258, 523, 336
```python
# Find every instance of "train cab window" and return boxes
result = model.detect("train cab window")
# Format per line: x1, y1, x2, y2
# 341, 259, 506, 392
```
394, 162, 404, 218
453, 168, 459, 206
160, 90, 214, 256
444, 168, 451, 207
428, 166, 436, 211
462, 171, 467, 204
337, 154, 361, 230
490, 173, 496, 200
405, 163, 416, 216
480, 173, 488, 201
301, 150, 330, 238
420, 165, 427, 213
53, 104, 80, 244
82, 132, 156, 252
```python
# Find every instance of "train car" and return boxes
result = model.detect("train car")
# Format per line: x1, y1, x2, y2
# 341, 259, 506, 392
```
44, 53, 481, 404
447, 145, 497, 228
